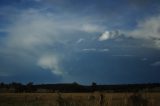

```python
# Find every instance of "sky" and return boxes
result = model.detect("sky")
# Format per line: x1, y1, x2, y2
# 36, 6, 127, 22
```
0, 0, 160, 84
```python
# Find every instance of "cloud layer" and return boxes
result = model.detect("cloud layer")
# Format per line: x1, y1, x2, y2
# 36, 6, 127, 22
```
98, 15, 160, 49
0, 0, 160, 84
125, 15, 160, 48
2, 8, 106, 77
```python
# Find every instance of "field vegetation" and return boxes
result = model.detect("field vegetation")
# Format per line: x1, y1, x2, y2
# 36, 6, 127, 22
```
0, 92, 160, 106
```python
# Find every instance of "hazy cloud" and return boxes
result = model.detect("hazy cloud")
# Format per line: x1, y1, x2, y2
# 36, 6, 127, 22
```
76, 38, 85, 44
99, 48, 109, 52
0, 72, 11, 77
125, 15, 160, 48
1, 8, 107, 77
151, 61, 160, 66
82, 48, 109, 52
81, 24, 105, 33
112, 54, 134, 57
82, 48, 96, 52
34, 0, 42, 2
141, 58, 148, 61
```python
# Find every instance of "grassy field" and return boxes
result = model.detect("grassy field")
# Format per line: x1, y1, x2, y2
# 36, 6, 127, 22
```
0, 92, 160, 106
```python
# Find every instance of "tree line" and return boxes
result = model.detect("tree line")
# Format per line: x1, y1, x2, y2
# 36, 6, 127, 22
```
0, 82, 160, 93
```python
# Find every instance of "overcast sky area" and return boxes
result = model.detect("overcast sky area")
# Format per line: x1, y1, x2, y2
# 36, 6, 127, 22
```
0, 0, 160, 84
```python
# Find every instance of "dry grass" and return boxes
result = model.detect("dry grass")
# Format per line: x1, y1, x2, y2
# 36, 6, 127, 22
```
0, 92, 160, 106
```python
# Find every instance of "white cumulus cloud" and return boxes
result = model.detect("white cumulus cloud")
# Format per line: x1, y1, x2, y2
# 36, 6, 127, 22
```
98, 30, 120, 41
99, 31, 110, 41
37, 55, 63, 75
